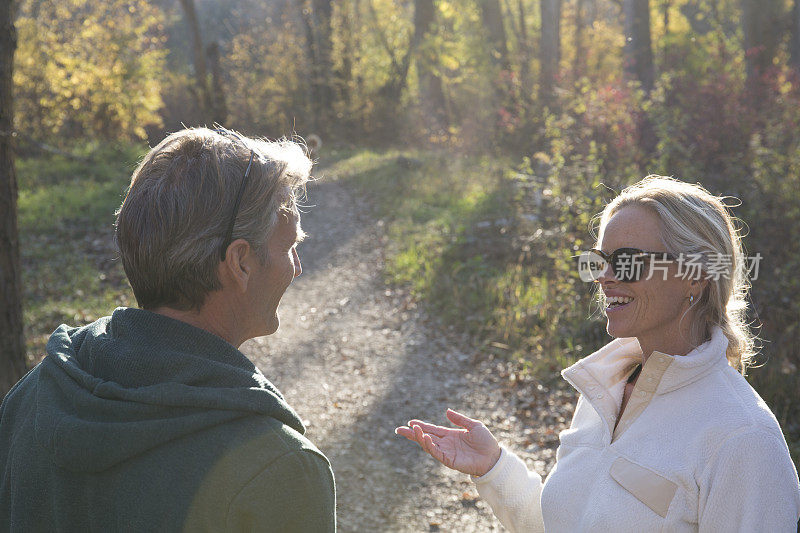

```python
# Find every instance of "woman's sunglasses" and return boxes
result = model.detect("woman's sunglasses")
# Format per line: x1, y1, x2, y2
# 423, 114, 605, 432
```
576, 248, 676, 282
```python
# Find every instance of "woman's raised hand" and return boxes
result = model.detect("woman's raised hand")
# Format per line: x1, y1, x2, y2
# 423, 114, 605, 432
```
395, 409, 502, 477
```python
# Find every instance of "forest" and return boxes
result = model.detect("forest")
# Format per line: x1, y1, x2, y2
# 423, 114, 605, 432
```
1, 0, 799, 465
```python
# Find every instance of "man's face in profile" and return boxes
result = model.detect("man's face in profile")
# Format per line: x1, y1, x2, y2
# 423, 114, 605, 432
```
248, 203, 304, 337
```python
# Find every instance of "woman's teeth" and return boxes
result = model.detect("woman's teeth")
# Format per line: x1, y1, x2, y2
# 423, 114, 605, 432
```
606, 296, 634, 307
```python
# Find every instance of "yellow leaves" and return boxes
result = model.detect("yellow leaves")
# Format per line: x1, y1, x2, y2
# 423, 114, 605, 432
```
14, 0, 167, 141
438, 1, 457, 19
440, 54, 460, 71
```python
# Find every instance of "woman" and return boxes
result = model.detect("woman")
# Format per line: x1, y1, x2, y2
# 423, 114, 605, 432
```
396, 176, 800, 532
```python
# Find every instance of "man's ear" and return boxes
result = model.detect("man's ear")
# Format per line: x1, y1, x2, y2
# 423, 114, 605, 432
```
220, 238, 253, 293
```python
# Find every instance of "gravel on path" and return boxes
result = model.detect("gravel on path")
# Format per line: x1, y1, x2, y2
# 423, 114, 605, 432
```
245, 179, 576, 532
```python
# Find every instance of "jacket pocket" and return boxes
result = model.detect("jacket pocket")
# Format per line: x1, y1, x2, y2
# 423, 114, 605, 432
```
609, 457, 678, 518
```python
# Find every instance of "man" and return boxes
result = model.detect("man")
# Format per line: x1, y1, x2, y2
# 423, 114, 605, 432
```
0, 128, 336, 531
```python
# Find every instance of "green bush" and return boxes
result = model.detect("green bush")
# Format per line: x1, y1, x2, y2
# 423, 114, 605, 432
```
17, 143, 143, 364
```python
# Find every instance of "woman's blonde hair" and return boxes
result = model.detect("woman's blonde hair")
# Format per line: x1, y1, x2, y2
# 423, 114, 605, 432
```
597, 176, 758, 374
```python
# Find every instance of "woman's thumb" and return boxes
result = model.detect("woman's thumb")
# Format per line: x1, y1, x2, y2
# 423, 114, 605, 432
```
446, 408, 480, 429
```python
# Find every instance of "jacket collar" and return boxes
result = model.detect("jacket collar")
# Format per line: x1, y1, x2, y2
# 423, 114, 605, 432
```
562, 326, 729, 400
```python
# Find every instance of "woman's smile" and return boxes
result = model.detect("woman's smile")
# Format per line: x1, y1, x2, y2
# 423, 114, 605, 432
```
605, 296, 634, 312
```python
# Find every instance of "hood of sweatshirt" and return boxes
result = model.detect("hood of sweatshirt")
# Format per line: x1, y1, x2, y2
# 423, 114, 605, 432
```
33, 307, 304, 473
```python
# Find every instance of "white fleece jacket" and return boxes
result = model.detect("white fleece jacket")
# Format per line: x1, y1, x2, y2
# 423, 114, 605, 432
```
474, 327, 800, 532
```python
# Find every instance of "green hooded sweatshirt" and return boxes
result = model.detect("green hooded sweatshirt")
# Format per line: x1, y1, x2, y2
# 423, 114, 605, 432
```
0, 308, 336, 532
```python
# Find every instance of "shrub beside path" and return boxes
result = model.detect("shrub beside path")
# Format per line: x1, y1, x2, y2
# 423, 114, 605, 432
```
246, 179, 575, 532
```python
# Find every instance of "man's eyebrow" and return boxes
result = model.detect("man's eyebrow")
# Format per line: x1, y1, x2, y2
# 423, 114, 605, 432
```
280, 203, 305, 244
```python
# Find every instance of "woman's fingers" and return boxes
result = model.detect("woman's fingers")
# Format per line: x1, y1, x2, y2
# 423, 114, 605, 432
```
406, 420, 454, 437
446, 408, 481, 430
411, 425, 448, 464
394, 426, 418, 441
413, 424, 430, 451
395, 422, 449, 444
422, 432, 448, 465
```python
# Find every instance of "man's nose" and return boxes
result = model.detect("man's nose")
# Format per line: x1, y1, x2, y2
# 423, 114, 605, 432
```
293, 248, 302, 277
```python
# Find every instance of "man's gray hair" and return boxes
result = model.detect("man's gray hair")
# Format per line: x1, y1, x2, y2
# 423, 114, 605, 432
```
115, 127, 311, 310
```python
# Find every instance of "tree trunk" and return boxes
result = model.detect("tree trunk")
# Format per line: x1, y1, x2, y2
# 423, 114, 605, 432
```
623, 0, 654, 93
662, 0, 670, 60
573, 0, 585, 79
0, 0, 27, 396
311, 0, 335, 128
539, 0, 561, 104
514, 0, 533, 108
480, 0, 515, 128
623, 0, 657, 156
296, 0, 318, 130
586, 0, 596, 25
178, 0, 213, 124
337, 0, 355, 109
295, 0, 335, 131
479, 0, 511, 72
206, 42, 228, 125
741, 0, 784, 99
792, 0, 800, 70
374, 0, 433, 103
414, 0, 448, 134
352, 0, 365, 105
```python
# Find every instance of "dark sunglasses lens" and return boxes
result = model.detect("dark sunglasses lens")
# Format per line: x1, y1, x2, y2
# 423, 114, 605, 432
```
612, 249, 645, 282
577, 250, 608, 282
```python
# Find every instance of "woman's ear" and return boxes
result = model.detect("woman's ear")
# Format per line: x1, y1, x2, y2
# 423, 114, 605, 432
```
689, 277, 709, 297
220, 238, 252, 293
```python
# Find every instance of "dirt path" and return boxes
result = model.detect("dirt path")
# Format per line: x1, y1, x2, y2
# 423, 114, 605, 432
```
245, 178, 573, 532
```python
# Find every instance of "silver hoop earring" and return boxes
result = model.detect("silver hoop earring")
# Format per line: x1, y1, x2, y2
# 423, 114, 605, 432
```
689, 294, 694, 305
